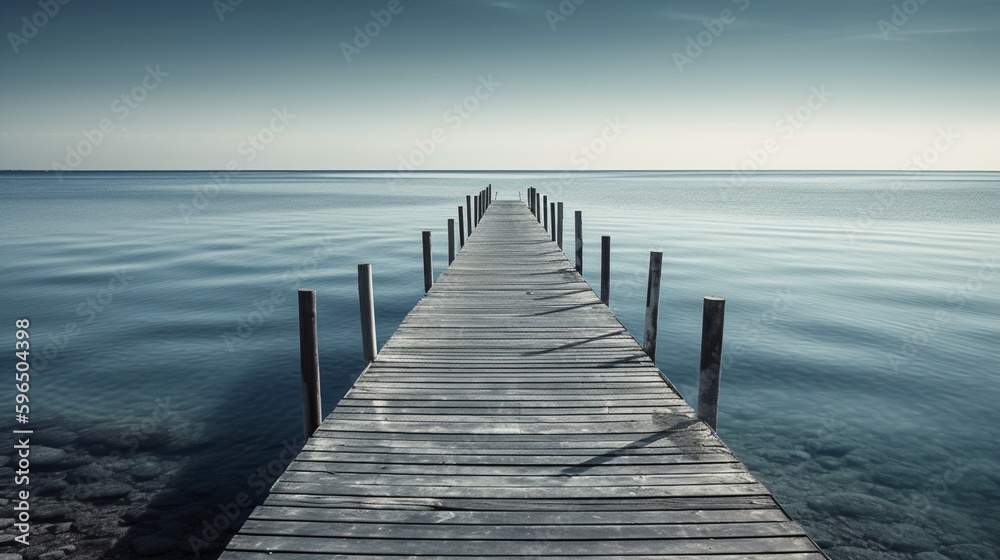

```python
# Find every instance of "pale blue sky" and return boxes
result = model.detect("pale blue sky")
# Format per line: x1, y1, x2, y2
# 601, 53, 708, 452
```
1, 0, 997, 170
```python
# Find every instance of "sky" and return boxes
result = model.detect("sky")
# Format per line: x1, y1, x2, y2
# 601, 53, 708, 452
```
1, 0, 998, 171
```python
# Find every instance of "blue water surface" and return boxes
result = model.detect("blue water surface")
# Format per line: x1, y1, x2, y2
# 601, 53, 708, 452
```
1, 171, 998, 558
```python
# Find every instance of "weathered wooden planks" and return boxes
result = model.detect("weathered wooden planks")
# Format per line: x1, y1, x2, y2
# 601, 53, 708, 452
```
222, 200, 825, 559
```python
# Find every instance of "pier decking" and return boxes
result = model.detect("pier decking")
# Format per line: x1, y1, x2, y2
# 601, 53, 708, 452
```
222, 200, 825, 558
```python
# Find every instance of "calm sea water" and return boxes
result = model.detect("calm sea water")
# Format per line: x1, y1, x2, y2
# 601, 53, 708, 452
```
1, 171, 998, 559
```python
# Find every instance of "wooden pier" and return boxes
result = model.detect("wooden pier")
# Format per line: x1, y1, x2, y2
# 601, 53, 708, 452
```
222, 200, 825, 559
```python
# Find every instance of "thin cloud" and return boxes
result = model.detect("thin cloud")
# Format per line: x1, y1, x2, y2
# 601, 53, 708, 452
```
448, 0, 543, 14
842, 23, 1000, 42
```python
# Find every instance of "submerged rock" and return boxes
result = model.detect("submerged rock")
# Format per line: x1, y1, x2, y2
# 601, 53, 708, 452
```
807, 436, 857, 458
121, 507, 162, 525
843, 445, 889, 467
41, 428, 79, 447
915, 553, 951, 560
76, 425, 135, 454
942, 544, 1000, 560
816, 456, 846, 470
49, 452, 90, 469
74, 481, 131, 502
762, 448, 811, 465
32, 446, 68, 470
871, 465, 927, 489
824, 546, 900, 560
34, 504, 73, 522
35, 478, 70, 497
129, 461, 163, 481
48, 522, 73, 534
864, 522, 938, 553
807, 491, 909, 521
77, 424, 171, 455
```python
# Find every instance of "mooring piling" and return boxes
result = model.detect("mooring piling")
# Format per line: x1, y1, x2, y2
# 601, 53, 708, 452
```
550, 202, 556, 241
697, 296, 726, 432
574, 210, 583, 274
448, 219, 455, 265
357, 264, 377, 365
422, 231, 432, 293
642, 251, 663, 362
466, 196, 472, 238
296, 289, 322, 438
543, 195, 549, 231
600, 235, 611, 305
458, 206, 465, 247
557, 202, 564, 249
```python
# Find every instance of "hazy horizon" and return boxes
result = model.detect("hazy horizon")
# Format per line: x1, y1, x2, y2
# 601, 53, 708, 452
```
2, 0, 998, 171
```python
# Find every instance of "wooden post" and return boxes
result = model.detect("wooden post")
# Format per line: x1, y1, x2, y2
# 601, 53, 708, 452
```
574, 210, 583, 273
697, 296, 726, 432
550, 202, 556, 241
536, 193, 542, 223
458, 206, 465, 247
543, 195, 548, 231
474, 196, 479, 228
297, 289, 322, 438
422, 231, 432, 293
357, 264, 377, 365
465, 196, 472, 238
642, 251, 663, 362
447, 219, 455, 265
557, 202, 564, 249
600, 236, 611, 305
528, 187, 534, 212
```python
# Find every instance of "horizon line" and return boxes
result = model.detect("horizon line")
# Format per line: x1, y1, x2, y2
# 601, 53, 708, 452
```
3, 169, 998, 174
